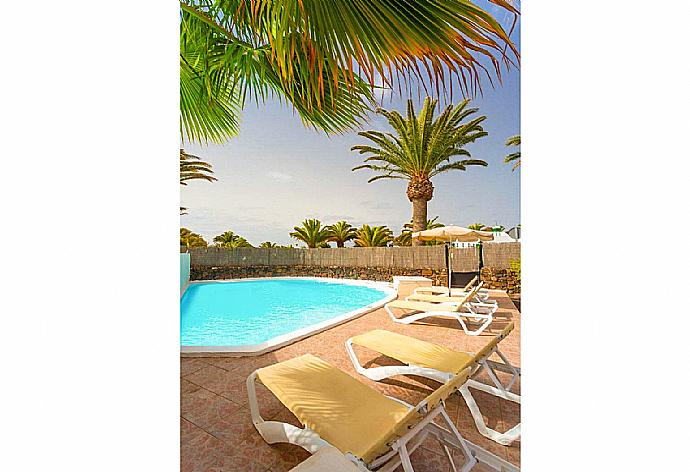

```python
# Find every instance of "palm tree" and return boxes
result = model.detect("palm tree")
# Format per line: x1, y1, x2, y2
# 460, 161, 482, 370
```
326, 221, 358, 248
180, 149, 216, 215
353, 98, 489, 245
180, 228, 208, 248
213, 231, 253, 248
180, 149, 216, 185
259, 242, 278, 248
290, 219, 331, 248
394, 217, 444, 246
504, 135, 521, 171
180, 1, 519, 143
468, 223, 485, 230
355, 225, 393, 247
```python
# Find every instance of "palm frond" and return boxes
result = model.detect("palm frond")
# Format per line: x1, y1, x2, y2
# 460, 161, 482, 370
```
504, 134, 521, 171
180, 0, 519, 143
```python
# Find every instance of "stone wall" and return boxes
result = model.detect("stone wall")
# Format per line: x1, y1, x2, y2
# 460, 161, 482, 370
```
190, 265, 519, 294
480, 267, 520, 294
191, 265, 449, 285
188, 244, 521, 294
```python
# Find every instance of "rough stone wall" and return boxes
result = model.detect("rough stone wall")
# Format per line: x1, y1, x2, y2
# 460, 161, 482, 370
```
190, 265, 521, 294
190, 265, 449, 285
480, 267, 520, 294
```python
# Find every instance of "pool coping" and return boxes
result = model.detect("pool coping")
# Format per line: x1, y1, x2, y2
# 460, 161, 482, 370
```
180, 276, 397, 357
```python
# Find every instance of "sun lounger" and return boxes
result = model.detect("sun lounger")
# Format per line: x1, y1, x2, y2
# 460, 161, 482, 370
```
407, 292, 497, 312
385, 286, 494, 335
346, 323, 520, 445
405, 284, 498, 313
247, 354, 519, 472
413, 278, 492, 302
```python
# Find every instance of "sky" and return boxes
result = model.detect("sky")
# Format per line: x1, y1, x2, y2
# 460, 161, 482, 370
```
181, 5, 520, 247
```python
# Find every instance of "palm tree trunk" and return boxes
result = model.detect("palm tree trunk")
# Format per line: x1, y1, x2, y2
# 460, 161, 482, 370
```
411, 198, 428, 246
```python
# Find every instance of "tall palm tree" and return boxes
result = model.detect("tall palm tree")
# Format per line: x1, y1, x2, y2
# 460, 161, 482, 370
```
468, 223, 485, 230
180, 228, 208, 248
290, 219, 331, 248
504, 135, 521, 171
355, 225, 393, 247
213, 231, 252, 248
394, 217, 444, 246
180, 1, 519, 143
326, 221, 357, 248
353, 98, 488, 245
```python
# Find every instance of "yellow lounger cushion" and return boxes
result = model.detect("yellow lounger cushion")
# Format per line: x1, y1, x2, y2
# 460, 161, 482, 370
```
351, 323, 515, 377
386, 299, 464, 313
415, 286, 452, 295
407, 293, 474, 303
256, 354, 420, 462
351, 330, 474, 374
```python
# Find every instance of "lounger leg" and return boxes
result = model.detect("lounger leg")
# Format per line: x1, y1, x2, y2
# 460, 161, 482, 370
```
491, 349, 521, 391
346, 339, 451, 383
398, 445, 414, 472
246, 371, 331, 453
441, 408, 477, 472
454, 312, 492, 336
459, 384, 521, 446
385, 305, 414, 324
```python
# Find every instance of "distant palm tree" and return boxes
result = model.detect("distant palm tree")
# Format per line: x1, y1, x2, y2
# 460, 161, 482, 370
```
259, 242, 278, 248
326, 221, 358, 248
180, 228, 207, 248
504, 135, 521, 171
355, 225, 393, 247
290, 219, 331, 248
483, 225, 506, 232
468, 223, 485, 230
353, 97, 488, 245
213, 231, 252, 248
394, 217, 444, 246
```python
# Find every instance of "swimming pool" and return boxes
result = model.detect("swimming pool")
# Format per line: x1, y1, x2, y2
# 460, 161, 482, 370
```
180, 277, 395, 354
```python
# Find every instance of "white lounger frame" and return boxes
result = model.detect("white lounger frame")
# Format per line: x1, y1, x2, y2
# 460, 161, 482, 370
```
404, 295, 498, 314
247, 371, 519, 472
346, 338, 521, 446
413, 286, 493, 303
385, 301, 495, 336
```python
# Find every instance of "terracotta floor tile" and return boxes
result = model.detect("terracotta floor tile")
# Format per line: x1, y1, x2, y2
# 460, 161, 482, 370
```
181, 388, 245, 441
181, 378, 202, 394
181, 358, 209, 377
185, 365, 245, 399
180, 418, 266, 472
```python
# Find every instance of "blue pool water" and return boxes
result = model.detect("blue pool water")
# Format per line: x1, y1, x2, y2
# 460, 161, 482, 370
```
180, 278, 390, 347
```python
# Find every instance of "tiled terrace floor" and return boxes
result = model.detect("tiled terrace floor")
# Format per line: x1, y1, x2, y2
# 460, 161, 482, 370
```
181, 290, 520, 472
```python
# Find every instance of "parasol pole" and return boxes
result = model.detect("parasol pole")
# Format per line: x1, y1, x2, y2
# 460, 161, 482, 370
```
445, 242, 452, 290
